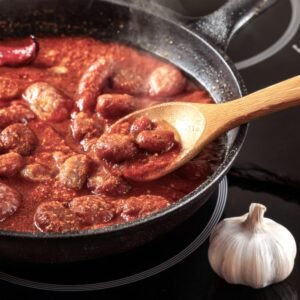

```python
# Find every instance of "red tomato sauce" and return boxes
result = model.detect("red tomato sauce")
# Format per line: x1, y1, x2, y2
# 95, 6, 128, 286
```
0, 37, 225, 233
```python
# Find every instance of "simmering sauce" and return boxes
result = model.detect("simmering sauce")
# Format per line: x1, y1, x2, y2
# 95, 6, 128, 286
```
0, 37, 225, 232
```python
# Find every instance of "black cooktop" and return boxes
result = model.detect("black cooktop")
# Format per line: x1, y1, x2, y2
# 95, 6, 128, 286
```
1, 0, 300, 299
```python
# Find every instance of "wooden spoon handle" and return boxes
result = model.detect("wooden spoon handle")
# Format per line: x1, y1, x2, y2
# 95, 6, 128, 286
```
219, 75, 300, 129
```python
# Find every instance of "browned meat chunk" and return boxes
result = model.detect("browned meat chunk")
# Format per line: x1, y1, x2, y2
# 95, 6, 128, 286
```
0, 124, 37, 155
80, 138, 98, 153
69, 195, 115, 226
57, 154, 89, 190
52, 151, 71, 168
0, 182, 21, 222
130, 116, 154, 135
147, 65, 186, 97
94, 134, 138, 163
20, 163, 53, 182
34, 201, 79, 232
136, 130, 175, 153
0, 103, 35, 129
23, 82, 73, 122
70, 112, 104, 141
0, 77, 21, 101
96, 94, 135, 119
117, 195, 169, 222
0, 153, 24, 177
87, 169, 131, 196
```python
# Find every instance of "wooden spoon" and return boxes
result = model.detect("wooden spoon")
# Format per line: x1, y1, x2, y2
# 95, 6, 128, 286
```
112, 76, 300, 181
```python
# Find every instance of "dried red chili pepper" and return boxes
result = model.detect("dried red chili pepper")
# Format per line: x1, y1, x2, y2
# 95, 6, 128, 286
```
0, 35, 39, 67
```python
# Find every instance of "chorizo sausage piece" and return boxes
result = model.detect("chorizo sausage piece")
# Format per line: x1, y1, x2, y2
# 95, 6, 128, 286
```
69, 195, 115, 226
94, 134, 138, 163
0, 124, 37, 156
117, 195, 169, 222
147, 65, 187, 97
130, 116, 154, 135
80, 137, 98, 153
57, 154, 90, 190
20, 163, 53, 182
87, 169, 131, 196
70, 112, 105, 141
0, 103, 36, 129
76, 57, 114, 112
0, 182, 21, 222
34, 201, 79, 233
23, 82, 73, 122
52, 151, 70, 168
96, 93, 135, 119
111, 60, 146, 95
136, 130, 176, 153
0, 153, 24, 177
0, 77, 21, 101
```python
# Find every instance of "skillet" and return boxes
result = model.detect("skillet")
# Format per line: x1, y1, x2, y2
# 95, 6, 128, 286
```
0, 0, 277, 262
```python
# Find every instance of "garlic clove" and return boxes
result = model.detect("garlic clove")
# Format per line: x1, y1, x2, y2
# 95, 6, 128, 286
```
208, 203, 297, 289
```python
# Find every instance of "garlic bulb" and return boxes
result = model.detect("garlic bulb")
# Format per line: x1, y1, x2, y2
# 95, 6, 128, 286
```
208, 203, 297, 289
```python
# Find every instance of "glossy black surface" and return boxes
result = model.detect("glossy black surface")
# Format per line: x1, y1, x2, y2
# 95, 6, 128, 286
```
1, 0, 300, 298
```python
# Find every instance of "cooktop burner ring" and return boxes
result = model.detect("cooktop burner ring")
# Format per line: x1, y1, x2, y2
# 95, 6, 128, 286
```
0, 177, 228, 292
235, 0, 300, 70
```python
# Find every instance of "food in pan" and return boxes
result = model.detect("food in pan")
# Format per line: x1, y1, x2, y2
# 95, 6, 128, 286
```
0, 36, 225, 233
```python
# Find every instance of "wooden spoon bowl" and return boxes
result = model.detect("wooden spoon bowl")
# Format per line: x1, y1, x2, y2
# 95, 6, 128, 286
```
112, 76, 300, 181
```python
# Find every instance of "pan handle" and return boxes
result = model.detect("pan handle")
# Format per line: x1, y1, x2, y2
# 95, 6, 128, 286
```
185, 0, 278, 50
107, 0, 277, 50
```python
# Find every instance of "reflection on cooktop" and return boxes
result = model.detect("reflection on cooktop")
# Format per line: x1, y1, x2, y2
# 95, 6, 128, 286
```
228, 0, 291, 61
232, 0, 300, 69
0, 180, 227, 292
155, 0, 300, 70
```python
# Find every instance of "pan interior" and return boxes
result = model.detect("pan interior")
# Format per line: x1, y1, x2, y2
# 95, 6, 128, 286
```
0, 0, 246, 237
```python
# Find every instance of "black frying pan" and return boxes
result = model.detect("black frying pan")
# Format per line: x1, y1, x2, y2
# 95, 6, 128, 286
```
0, 0, 277, 263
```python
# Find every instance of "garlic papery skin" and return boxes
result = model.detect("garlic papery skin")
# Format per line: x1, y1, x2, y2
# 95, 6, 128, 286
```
208, 203, 297, 289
